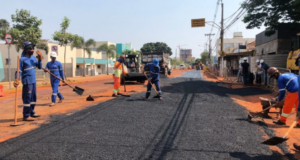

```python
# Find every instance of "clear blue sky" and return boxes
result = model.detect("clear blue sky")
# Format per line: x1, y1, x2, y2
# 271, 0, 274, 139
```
2, 0, 265, 58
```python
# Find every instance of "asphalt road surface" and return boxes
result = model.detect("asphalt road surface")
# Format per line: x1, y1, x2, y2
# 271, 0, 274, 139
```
0, 71, 296, 160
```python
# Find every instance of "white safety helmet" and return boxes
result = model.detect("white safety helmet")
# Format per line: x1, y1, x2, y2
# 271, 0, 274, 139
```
256, 59, 260, 63
243, 57, 247, 61
260, 59, 264, 63
50, 51, 57, 58
239, 61, 242, 64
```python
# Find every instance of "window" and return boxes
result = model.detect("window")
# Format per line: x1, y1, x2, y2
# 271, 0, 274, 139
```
5, 58, 10, 65
76, 65, 80, 68
97, 65, 101, 68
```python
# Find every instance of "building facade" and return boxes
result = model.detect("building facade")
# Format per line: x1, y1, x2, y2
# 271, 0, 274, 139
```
0, 40, 115, 82
116, 43, 131, 55
180, 49, 192, 63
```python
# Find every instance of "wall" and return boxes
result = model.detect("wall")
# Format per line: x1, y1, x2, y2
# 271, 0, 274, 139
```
250, 54, 288, 73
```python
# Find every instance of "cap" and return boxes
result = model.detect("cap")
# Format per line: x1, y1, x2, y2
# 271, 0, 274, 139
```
50, 52, 57, 57
260, 59, 264, 63
23, 41, 35, 49
243, 57, 247, 61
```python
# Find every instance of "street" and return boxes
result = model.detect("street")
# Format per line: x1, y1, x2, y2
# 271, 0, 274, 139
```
0, 70, 295, 160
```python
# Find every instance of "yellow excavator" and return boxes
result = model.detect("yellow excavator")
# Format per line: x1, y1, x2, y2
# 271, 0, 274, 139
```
287, 49, 300, 73
286, 32, 300, 73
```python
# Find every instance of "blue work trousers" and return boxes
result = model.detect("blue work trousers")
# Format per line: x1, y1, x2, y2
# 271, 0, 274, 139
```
243, 72, 248, 85
264, 74, 268, 85
146, 80, 162, 98
22, 83, 37, 118
51, 79, 63, 103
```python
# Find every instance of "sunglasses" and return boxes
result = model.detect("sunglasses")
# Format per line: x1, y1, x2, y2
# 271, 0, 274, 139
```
26, 46, 35, 50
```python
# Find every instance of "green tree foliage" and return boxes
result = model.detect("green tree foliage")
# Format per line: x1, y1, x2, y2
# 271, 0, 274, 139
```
195, 58, 201, 63
140, 42, 173, 55
200, 51, 209, 64
96, 44, 117, 75
9, 9, 43, 52
53, 16, 76, 78
0, 19, 10, 40
242, 0, 300, 36
170, 58, 184, 65
71, 36, 96, 76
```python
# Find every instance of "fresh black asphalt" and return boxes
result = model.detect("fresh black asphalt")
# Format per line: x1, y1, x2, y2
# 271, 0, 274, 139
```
0, 71, 296, 160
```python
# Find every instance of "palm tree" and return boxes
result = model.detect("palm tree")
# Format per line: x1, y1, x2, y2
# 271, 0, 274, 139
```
96, 44, 117, 75
71, 35, 96, 77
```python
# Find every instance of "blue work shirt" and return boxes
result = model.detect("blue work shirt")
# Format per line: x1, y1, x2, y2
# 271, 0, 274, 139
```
18, 54, 42, 85
261, 63, 270, 75
144, 63, 160, 81
277, 73, 298, 101
45, 61, 65, 81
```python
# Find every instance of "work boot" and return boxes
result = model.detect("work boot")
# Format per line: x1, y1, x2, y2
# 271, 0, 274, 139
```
294, 143, 300, 150
49, 103, 55, 107
31, 114, 41, 118
112, 94, 117, 97
58, 98, 64, 103
117, 92, 123, 95
273, 120, 286, 125
295, 124, 300, 128
23, 117, 35, 121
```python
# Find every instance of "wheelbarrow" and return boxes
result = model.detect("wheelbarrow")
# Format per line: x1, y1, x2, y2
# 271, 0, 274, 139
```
259, 97, 283, 118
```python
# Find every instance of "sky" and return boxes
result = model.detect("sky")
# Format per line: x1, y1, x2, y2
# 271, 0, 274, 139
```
2, 0, 265, 58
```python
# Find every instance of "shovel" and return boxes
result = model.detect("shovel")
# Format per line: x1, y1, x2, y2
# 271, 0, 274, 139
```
144, 72, 160, 97
43, 68, 89, 98
262, 120, 298, 145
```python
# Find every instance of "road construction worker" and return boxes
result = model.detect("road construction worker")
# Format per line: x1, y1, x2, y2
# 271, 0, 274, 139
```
241, 57, 250, 85
144, 58, 162, 100
44, 52, 65, 106
267, 67, 300, 126
14, 41, 42, 121
260, 59, 270, 85
237, 61, 242, 82
112, 55, 127, 97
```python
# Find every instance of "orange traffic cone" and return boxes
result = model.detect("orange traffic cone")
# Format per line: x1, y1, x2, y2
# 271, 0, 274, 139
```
0, 85, 5, 97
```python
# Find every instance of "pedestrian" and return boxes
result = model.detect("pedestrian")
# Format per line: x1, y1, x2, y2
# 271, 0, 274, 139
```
267, 67, 300, 126
255, 59, 263, 84
144, 58, 162, 100
44, 52, 65, 107
237, 61, 242, 82
112, 55, 127, 97
14, 41, 42, 121
260, 59, 270, 85
241, 57, 249, 85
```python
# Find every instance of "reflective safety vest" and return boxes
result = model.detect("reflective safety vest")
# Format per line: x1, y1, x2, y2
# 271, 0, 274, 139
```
113, 60, 127, 77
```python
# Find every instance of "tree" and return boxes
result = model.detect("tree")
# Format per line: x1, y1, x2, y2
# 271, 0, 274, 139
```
242, 0, 300, 36
0, 10, 48, 54
53, 17, 76, 79
0, 19, 10, 40
200, 51, 209, 64
71, 35, 96, 77
140, 42, 173, 55
195, 58, 201, 63
96, 44, 117, 75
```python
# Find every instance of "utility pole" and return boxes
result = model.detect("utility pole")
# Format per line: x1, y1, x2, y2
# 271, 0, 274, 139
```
220, 2, 224, 77
205, 33, 215, 66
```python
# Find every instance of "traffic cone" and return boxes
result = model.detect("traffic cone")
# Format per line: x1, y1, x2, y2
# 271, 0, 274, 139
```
0, 85, 5, 97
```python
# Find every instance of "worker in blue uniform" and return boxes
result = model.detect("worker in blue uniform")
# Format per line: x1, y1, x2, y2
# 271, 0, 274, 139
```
293, 74, 300, 150
44, 52, 65, 106
144, 58, 162, 100
267, 67, 300, 126
14, 41, 42, 121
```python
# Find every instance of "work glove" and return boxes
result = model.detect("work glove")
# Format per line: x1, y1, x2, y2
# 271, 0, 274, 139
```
126, 74, 130, 78
44, 69, 49, 73
13, 79, 19, 88
36, 50, 44, 61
